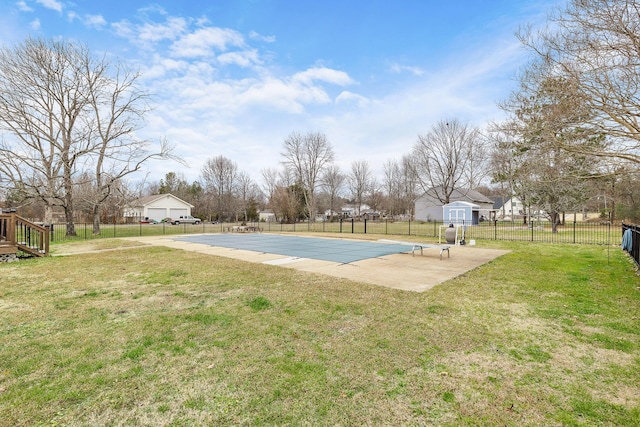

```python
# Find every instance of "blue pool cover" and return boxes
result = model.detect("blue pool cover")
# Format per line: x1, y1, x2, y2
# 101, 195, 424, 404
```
173, 233, 414, 264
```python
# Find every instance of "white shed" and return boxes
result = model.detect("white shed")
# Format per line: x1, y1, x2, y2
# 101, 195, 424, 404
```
443, 201, 480, 225
124, 194, 193, 222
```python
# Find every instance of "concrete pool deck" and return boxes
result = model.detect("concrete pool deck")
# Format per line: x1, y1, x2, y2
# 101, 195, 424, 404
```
118, 233, 510, 292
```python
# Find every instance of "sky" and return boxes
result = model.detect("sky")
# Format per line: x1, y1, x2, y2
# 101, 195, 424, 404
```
0, 0, 559, 187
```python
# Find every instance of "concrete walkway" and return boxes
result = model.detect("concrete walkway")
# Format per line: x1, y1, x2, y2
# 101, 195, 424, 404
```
120, 234, 510, 292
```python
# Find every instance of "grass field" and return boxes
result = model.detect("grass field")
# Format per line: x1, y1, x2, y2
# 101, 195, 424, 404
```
1, 237, 639, 426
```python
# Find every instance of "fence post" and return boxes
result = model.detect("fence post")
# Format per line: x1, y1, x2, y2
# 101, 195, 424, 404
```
364, 218, 367, 234
408, 220, 411, 236
44, 224, 50, 254
531, 221, 534, 242
351, 218, 354, 233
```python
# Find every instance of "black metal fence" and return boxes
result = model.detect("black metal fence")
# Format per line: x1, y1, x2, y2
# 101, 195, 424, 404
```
622, 223, 640, 266
47, 218, 620, 246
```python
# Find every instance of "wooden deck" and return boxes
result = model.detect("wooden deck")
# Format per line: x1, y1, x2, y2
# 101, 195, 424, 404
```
0, 212, 50, 259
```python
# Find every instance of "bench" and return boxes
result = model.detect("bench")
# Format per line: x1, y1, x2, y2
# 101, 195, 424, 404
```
378, 239, 450, 260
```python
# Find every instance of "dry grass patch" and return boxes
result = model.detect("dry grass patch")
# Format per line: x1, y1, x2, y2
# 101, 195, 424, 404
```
50, 238, 147, 255
0, 240, 638, 426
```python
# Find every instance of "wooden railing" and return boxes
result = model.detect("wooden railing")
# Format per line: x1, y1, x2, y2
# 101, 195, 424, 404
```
0, 213, 49, 257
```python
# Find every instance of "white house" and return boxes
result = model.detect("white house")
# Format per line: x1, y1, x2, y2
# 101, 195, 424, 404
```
415, 188, 494, 222
124, 194, 193, 222
493, 196, 525, 220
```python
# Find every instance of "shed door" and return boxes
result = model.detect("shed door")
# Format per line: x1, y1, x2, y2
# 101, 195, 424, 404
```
449, 209, 466, 224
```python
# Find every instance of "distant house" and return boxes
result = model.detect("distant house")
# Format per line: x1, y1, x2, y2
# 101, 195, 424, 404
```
124, 194, 193, 222
362, 211, 381, 221
341, 204, 371, 218
493, 196, 525, 220
415, 188, 494, 222
259, 210, 277, 222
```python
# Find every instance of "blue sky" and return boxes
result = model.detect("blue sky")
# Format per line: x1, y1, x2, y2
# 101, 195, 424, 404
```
1, 0, 558, 185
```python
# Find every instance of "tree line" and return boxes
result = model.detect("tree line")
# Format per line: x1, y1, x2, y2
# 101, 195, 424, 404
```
2, 0, 640, 234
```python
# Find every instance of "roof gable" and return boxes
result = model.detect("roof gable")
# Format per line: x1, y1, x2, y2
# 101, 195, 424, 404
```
129, 193, 193, 208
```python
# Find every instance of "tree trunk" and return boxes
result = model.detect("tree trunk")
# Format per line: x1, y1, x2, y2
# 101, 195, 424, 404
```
63, 169, 76, 236
44, 205, 54, 225
64, 205, 76, 236
92, 204, 101, 235
551, 212, 560, 234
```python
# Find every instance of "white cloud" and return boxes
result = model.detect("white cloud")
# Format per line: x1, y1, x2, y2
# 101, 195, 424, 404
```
83, 14, 107, 29
335, 91, 370, 107
36, 0, 62, 13
111, 19, 135, 40
388, 63, 424, 76
103, 8, 534, 184
140, 56, 190, 79
292, 67, 354, 86
30, 18, 40, 30
137, 16, 188, 43
137, 4, 168, 17
249, 31, 276, 43
66, 10, 78, 22
16, 1, 33, 12
217, 49, 260, 67
240, 76, 333, 113
170, 27, 245, 58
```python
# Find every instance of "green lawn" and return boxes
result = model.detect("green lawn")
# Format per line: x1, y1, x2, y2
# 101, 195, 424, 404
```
1, 239, 639, 426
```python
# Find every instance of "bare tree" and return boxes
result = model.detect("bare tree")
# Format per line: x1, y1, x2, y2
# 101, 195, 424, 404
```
382, 158, 417, 218
320, 164, 345, 219
201, 155, 238, 222
411, 119, 483, 204
0, 38, 92, 232
260, 167, 281, 207
515, 139, 593, 232
0, 37, 171, 235
348, 160, 373, 217
487, 128, 525, 220
495, 73, 604, 231
281, 131, 334, 221
85, 53, 176, 234
516, 0, 640, 163
365, 178, 384, 213
235, 171, 260, 222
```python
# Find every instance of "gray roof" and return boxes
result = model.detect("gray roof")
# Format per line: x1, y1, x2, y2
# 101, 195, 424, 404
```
421, 188, 494, 205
